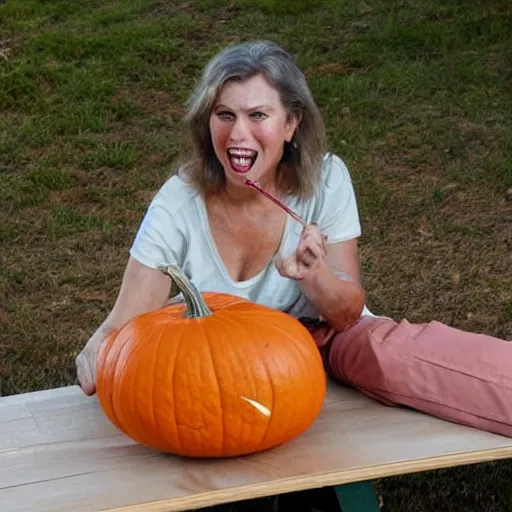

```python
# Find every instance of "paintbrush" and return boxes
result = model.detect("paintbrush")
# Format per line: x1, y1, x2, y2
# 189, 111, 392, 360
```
244, 179, 308, 227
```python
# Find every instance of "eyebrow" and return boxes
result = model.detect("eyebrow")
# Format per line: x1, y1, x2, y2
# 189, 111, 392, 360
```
214, 103, 275, 112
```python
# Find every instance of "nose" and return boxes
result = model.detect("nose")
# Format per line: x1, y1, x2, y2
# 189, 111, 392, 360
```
229, 116, 249, 143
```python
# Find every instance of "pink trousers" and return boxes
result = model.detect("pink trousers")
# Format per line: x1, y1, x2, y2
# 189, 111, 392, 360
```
305, 316, 512, 438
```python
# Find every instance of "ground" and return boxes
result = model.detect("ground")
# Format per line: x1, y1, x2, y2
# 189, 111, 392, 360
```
1, 1, 511, 510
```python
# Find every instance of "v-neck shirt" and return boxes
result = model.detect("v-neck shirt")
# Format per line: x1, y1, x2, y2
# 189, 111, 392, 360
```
130, 153, 368, 319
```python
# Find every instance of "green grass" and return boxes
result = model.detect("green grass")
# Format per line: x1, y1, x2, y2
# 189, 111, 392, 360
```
1, 0, 511, 510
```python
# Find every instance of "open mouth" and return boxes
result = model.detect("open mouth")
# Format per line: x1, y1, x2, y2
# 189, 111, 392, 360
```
227, 148, 257, 174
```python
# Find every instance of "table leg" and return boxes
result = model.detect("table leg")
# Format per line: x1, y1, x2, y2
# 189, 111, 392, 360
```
334, 481, 381, 512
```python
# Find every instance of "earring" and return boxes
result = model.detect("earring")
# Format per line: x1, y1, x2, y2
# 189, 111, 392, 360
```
288, 137, 298, 149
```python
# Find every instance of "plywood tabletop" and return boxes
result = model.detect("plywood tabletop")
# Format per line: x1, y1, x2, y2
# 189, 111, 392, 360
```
2, 381, 512, 512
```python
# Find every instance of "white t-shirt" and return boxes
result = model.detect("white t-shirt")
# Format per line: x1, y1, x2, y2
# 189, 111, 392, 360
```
130, 153, 375, 319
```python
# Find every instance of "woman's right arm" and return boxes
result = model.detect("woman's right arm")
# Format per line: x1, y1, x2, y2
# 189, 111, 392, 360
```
75, 256, 172, 396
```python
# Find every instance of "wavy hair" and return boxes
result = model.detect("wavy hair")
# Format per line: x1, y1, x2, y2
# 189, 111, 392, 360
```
179, 40, 326, 199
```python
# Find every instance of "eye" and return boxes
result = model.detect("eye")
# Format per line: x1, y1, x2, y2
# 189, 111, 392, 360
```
250, 111, 267, 120
216, 111, 235, 121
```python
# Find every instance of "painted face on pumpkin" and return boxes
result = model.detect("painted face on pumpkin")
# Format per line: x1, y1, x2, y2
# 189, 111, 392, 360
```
209, 74, 298, 188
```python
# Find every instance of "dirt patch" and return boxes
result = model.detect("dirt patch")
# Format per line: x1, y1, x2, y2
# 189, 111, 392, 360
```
305, 62, 371, 77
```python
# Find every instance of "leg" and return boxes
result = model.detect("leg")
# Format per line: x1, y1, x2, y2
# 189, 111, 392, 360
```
326, 316, 512, 437
334, 481, 381, 512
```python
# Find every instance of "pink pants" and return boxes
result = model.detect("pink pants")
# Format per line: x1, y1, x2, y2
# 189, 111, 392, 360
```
306, 316, 512, 438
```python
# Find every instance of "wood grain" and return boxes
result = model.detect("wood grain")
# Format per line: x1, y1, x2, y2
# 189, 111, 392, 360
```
2, 381, 512, 512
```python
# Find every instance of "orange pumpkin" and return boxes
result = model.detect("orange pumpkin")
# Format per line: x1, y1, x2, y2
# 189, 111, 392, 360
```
96, 265, 326, 458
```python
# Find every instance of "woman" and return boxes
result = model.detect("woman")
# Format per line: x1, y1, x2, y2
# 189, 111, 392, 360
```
76, 40, 512, 440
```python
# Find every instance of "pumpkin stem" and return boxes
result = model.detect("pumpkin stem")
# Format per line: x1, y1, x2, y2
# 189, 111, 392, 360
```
160, 265, 212, 318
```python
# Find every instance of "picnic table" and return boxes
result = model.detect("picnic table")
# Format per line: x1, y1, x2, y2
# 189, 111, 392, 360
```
2, 379, 512, 511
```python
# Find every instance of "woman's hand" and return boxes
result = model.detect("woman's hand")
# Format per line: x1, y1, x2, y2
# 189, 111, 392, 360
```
275, 224, 326, 280
76, 323, 114, 396
75, 257, 172, 396
76, 338, 98, 396
278, 231, 366, 333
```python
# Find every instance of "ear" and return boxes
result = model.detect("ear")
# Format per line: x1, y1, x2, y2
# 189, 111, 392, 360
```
285, 113, 301, 142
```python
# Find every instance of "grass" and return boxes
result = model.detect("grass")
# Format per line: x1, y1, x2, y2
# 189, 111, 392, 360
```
1, 0, 511, 510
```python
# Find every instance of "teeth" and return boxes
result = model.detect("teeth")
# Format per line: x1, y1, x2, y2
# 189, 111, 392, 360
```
228, 148, 256, 158
233, 157, 252, 166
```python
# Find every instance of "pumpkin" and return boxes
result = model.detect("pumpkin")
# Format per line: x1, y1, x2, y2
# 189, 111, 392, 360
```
96, 265, 326, 458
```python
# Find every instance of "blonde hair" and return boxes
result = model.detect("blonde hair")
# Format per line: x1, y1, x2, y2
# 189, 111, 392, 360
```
179, 40, 326, 199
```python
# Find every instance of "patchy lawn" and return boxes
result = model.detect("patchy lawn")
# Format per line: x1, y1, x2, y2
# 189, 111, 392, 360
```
1, 0, 511, 510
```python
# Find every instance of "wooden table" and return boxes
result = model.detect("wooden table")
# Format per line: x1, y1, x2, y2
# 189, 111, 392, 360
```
2, 381, 512, 512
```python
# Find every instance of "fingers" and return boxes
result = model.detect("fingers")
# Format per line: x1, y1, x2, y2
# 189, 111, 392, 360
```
298, 244, 322, 266
76, 351, 96, 396
275, 223, 327, 281
301, 224, 326, 252
275, 254, 308, 280
296, 224, 325, 267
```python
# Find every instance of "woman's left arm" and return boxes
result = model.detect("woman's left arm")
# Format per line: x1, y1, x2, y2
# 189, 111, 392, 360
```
276, 224, 365, 332
300, 236, 366, 331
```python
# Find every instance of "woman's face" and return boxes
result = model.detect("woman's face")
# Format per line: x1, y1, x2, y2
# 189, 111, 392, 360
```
209, 74, 298, 189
